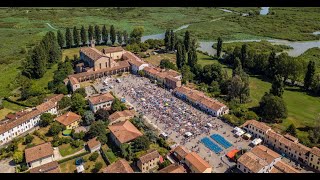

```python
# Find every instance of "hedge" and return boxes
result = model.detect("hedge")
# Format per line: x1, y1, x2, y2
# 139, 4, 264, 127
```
57, 151, 90, 164
3, 97, 33, 107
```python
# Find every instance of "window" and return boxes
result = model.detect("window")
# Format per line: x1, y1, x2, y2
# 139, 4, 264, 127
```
100, 63, 102, 69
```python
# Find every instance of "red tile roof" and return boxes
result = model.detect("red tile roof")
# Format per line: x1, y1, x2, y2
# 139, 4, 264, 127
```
109, 110, 135, 124
108, 120, 143, 144
138, 149, 160, 164
25, 142, 53, 163
87, 137, 101, 150
88, 92, 115, 105
185, 152, 211, 173
55, 111, 81, 126
103, 159, 134, 173
29, 161, 60, 173
173, 145, 189, 159
310, 147, 320, 157
102, 46, 124, 54
158, 163, 186, 173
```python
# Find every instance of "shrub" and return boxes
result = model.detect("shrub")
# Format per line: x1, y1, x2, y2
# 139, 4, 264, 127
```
92, 162, 103, 173
57, 151, 90, 164
13, 151, 24, 164
89, 152, 99, 161
221, 114, 244, 126
24, 134, 34, 145
71, 140, 82, 148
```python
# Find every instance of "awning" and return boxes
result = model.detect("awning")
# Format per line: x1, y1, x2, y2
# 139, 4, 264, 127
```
251, 138, 262, 146
226, 149, 240, 159
76, 165, 84, 173
244, 133, 252, 138
207, 123, 212, 127
235, 131, 245, 136
185, 132, 192, 137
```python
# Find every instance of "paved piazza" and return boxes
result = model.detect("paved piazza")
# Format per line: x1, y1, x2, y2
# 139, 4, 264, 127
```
96, 74, 252, 173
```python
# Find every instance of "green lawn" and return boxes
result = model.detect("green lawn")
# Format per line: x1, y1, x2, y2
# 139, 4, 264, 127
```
59, 142, 84, 157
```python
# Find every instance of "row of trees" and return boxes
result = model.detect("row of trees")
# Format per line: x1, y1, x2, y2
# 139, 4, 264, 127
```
57, 25, 145, 49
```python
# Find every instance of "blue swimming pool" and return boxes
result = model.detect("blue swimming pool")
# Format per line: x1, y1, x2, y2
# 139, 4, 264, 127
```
210, 134, 232, 149
201, 137, 223, 154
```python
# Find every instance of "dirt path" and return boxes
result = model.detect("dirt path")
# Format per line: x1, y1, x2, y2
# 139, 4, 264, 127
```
46, 23, 58, 30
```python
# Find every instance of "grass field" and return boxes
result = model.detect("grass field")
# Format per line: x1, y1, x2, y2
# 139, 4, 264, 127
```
59, 142, 84, 157
295, 47, 320, 72
0, 7, 319, 99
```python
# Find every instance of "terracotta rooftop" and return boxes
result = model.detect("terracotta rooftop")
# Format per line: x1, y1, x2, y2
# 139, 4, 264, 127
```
165, 76, 180, 82
55, 111, 81, 126
88, 92, 115, 105
80, 47, 105, 61
0, 94, 63, 135
173, 145, 189, 159
87, 137, 101, 150
109, 110, 135, 124
270, 160, 300, 173
69, 77, 80, 86
108, 120, 143, 144
290, 142, 311, 155
250, 145, 281, 164
185, 152, 211, 173
103, 159, 134, 173
144, 67, 160, 76
310, 147, 320, 157
138, 149, 160, 164
102, 46, 124, 54
30, 161, 60, 173
284, 133, 299, 143
158, 163, 186, 173
240, 119, 271, 132
25, 142, 54, 163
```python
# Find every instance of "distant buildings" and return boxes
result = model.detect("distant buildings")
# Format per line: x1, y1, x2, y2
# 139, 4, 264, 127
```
174, 86, 229, 117
88, 92, 115, 113
0, 94, 63, 145
55, 111, 81, 130
29, 161, 60, 173
137, 149, 161, 173
143, 67, 182, 89
241, 119, 319, 171
25, 142, 55, 169
237, 145, 299, 173
158, 163, 186, 173
102, 159, 134, 173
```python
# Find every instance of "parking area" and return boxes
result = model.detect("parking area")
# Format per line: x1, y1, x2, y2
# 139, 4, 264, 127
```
0, 158, 15, 173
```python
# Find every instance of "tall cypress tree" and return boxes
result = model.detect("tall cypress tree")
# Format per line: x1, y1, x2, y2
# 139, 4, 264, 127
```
57, 30, 65, 49
31, 45, 47, 79
241, 44, 247, 68
102, 25, 108, 45
216, 37, 223, 58
232, 57, 243, 77
304, 61, 316, 90
73, 26, 80, 47
267, 51, 277, 79
41, 31, 61, 65
110, 25, 116, 45
94, 25, 101, 44
88, 25, 94, 41
176, 42, 182, 69
164, 29, 171, 51
270, 74, 284, 97
80, 26, 87, 46
117, 31, 123, 45
184, 30, 191, 52
170, 30, 175, 51
123, 30, 128, 45
187, 40, 198, 68
65, 27, 73, 49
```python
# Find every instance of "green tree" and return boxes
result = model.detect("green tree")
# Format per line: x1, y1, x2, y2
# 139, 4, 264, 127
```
160, 59, 177, 70
259, 93, 288, 122
304, 61, 316, 91
94, 109, 110, 122
227, 74, 250, 103
216, 37, 223, 58
117, 31, 123, 45
58, 96, 71, 110
111, 97, 127, 112
132, 135, 150, 152
83, 110, 95, 126
308, 125, 320, 144
187, 42, 198, 68
181, 65, 194, 84
270, 74, 284, 97
102, 25, 108, 45
24, 44, 47, 79
130, 27, 144, 44
24, 134, 34, 144
202, 64, 223, 84
93, 162, 103, 173
57, 30, 65, 49
80, 25, 87, 46
13, 151, 24, 164
65, 27, 73, 48
89, 152, 99, 161
232, 57, 243, 77
88, 25, 94, 41
74, 88, 87, 98
286, 124, 297, 137
176, 42, 186, 69
110, 25, 116, 45
123, 30, 128, 45
42, 31, 61, 65
48, 122, 64, 136
164, 29, 171, 51
71, 93, 86, 113
73, 26, 80, 47
267, 51, 278, 79
87, 121, 108, 144
94, 25, 101, 44
170, 30, 176, 51
39, 113, 54, 127
159, 159, 171, 169
184, 30, 191, 52
241, 44, 247, 68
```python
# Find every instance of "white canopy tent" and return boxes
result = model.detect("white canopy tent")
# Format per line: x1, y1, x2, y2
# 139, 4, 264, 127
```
233, 127, 245, 137
206, 123, 213, 128
185, 132, 193, 137
243, 133, 252, 139
251, 138, 262, 146
76, 165, 84, 173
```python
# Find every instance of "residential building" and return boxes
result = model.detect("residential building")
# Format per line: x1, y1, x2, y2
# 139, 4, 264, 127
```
309, 147, 320, 171
55, 111, 81, 130
109, 110, 135, 125
123, 51, 149, 74
68, 76, 80, 92
88, 92, 115, 113
173, 86, 229, 117
0, 94, 63, 145
137, 149, 161, 173
237, 145, 281, 173
269, 160, 300, 173
87, 137, 101, 153
29, 161, 60, 173
102, 159, 134, 173
25, 142, 55, 168
143, 67, 182, 88
184, 152, 212, 173
108, 120, 143, 147
173, 145, 189, 162
158, 163, 186, 173
240, 119, 271, 140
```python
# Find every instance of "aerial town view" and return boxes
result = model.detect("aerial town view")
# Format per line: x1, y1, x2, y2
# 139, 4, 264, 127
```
0, 7, 320, 174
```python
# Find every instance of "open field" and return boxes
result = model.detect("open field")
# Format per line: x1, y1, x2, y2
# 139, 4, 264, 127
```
1, 7, 320, 98
296, 47, 320, 72
59, 142, 84, 157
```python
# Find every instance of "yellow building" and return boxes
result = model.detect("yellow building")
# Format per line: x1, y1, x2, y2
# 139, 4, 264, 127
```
55, 111, 81, 130
309, 147, 320, 171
